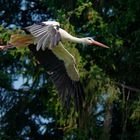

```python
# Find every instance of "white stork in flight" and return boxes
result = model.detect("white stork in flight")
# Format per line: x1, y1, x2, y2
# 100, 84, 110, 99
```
0, 21, 109, 111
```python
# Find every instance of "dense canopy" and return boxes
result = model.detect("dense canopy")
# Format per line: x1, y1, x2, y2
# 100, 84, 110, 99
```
0, 0, 140, 140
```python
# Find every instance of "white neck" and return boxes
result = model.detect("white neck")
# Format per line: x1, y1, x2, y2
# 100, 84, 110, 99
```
59, 28, 85, 44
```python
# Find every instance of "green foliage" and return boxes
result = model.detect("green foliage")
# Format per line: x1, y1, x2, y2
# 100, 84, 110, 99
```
130, 97, 140, 121
0, 25, 12, 43
0, 0, 140, 140
0, 70, 12, 89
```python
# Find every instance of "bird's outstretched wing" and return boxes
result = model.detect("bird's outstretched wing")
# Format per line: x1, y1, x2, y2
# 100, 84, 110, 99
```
29, 44, 84, 112
25, 23, 61, 51
24, 23, 80, 81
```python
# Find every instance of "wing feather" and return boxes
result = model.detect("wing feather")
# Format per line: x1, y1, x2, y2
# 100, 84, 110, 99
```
25, 23, 61, 51
36, 32, 50, 51
28, 44, 85, 112
42, 34, 51, 51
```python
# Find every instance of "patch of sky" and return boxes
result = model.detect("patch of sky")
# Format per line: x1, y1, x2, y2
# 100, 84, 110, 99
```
13, 74, 33, 89
31, 114, 54, 135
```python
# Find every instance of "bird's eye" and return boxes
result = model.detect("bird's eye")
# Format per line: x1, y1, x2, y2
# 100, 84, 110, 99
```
88, 38, 93, 41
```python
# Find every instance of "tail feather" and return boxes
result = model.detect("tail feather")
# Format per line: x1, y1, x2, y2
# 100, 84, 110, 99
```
9, 34, 34, 48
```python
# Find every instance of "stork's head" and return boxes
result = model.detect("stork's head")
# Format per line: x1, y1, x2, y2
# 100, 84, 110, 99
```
84, 37, 109, 48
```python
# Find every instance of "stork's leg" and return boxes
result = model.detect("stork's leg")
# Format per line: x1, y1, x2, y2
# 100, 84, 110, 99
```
0, 45, 6, 50
0, 44, 14, 50
51, 42, 79, 81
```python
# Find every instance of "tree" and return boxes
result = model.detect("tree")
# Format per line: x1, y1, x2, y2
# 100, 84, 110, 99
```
0, 0, 140, 140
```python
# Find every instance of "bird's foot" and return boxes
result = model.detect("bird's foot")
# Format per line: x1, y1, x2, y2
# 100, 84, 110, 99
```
0, 45, 6, 50
0, 44, 14, 51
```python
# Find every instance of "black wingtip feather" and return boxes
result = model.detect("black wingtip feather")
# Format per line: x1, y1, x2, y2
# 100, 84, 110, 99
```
28, 44, 85, 113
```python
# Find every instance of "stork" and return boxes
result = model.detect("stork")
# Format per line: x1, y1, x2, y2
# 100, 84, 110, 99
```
0, 21, 109, 111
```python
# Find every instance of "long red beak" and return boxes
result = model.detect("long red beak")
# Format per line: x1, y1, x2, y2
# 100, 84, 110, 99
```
91, 40, 109, 48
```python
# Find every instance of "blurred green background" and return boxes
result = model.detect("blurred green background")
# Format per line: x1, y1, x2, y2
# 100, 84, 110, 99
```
0, 0, 140, 139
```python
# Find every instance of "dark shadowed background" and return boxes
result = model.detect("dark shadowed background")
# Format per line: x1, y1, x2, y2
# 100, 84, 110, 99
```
0, 0, 140, 139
